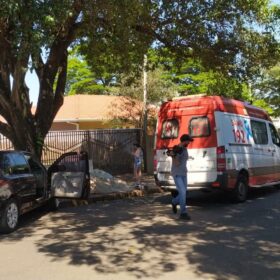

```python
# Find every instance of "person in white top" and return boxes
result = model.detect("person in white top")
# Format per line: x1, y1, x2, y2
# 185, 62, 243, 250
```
132, 143, 143, 188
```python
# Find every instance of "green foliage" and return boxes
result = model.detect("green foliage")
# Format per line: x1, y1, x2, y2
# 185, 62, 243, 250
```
66, 50, 106, 95
78, 1, 280, 81
66, 47, 261, 106
252, 99, 274, 116
254, 63, 280, 116
162, 58, 249, 99
80, 0, 153, 79
114, 66, 178, 103
0, 1, 77, 57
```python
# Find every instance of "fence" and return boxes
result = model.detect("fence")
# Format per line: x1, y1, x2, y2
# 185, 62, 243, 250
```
0, 129, 141, 175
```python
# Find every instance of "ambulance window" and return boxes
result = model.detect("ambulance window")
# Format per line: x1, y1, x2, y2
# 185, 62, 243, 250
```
269, 124, 280, 146
161, 119, 179, 139
251, 120, 268, 144
189, 117, 210, 137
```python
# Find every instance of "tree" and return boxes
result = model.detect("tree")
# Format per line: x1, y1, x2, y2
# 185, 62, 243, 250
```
67, 48, 252, 102
254, 63, 280, 116
66, 48, 114, 95
0, 0, 152, 157
0, 0, 279, 158
253, 4, 280, 117
117, 55, 251, 101
158, 56, 250, 99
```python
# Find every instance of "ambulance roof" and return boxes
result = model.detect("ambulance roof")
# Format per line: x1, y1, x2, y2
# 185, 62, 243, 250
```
160, 95, 271, 121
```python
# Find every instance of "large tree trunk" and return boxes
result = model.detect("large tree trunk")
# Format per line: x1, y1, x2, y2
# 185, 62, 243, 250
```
0, 1, 83, 160
0, 51, 68, 159
0, 37, 68, 159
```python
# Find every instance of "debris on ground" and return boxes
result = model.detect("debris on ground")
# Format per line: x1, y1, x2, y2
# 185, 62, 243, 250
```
90, 169, 135, 194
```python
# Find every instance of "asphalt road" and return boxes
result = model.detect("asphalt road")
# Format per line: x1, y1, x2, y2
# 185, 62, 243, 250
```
0, 186, 279, 280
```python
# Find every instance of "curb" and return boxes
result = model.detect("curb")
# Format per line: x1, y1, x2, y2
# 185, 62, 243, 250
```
58, 186, 163, 209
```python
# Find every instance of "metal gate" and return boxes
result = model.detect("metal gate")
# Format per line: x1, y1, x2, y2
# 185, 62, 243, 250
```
86, 129, 141, 174
0, 129, 141, 174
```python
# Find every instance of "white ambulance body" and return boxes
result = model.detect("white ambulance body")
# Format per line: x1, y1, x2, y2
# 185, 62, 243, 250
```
154, 95, 280, 202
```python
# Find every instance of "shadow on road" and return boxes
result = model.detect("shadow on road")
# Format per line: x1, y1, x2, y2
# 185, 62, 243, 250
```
1, 186, 279, 279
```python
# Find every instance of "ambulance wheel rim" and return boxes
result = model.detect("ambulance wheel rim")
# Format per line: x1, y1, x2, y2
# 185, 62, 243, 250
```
237, 181, 246, 199
235, 175, 248, 202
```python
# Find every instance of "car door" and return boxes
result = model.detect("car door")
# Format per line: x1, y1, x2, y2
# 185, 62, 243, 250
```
47, 151, 90, 199
7, 152, 37, 203
250, 120, 273, 185
268, 123, 280, 182
24, 153, 48, 199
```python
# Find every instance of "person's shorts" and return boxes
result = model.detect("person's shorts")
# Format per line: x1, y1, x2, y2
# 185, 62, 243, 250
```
134, 158, 142, 168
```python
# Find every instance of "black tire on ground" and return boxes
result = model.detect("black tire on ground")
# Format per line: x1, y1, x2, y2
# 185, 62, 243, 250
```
0, 199, 19, 233
231, 174, 249, 203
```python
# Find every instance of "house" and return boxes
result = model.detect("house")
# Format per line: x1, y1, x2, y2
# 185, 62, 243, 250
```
0, 94, 158, 132
50, 95, 143, 131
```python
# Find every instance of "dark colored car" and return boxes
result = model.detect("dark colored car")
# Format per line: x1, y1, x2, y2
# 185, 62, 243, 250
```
0, 151, 90, 233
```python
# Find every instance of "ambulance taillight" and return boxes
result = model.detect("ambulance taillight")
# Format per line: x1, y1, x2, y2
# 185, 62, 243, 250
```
217, 146, 226, 172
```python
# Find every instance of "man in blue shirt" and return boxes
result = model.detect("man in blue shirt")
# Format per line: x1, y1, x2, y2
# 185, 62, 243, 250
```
170, 134, 193, 220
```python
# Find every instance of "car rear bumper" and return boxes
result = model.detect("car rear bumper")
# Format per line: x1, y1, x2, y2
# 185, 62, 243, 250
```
155, 172, 231, 191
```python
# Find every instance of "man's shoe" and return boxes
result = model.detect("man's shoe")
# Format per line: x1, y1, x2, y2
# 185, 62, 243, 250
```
171, 203, 177, 214
179, 213, 191, 220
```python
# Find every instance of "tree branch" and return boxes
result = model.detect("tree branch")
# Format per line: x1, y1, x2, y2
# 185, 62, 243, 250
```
31, 52, 45, 82
52, 50, 67, 119
0, 120, 13, 140
0, 26, 13, 98
36, 0, 85, 135
11, 52, 30, 101
0, 94, 13, 124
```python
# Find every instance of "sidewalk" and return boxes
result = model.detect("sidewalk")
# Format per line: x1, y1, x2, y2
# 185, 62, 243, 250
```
61, 173, 162, 208
94, 174, 160, 198
91, 173, 161, 200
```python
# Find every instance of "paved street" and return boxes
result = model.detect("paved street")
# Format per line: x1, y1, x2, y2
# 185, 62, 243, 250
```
0, 186, 279, 280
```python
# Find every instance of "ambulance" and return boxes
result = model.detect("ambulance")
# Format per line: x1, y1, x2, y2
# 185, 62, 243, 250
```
154, 95, 280, 202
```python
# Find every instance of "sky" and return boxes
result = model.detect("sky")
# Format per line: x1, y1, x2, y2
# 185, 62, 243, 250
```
25, 70, 39, 105
25, 0, 280, 105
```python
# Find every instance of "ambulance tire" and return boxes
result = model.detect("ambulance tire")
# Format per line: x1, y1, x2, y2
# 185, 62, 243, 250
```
231, 175, 248, 203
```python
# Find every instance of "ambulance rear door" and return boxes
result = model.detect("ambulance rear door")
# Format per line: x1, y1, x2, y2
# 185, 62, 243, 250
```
187, 114, 218, 186
155, 118, 179, 185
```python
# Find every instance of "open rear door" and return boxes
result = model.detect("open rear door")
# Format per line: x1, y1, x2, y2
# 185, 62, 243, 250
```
48, 152, 90, 199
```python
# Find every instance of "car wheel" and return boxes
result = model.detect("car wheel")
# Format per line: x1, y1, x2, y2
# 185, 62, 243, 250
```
231, 175, 248, 203
0, 199, 19, 233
